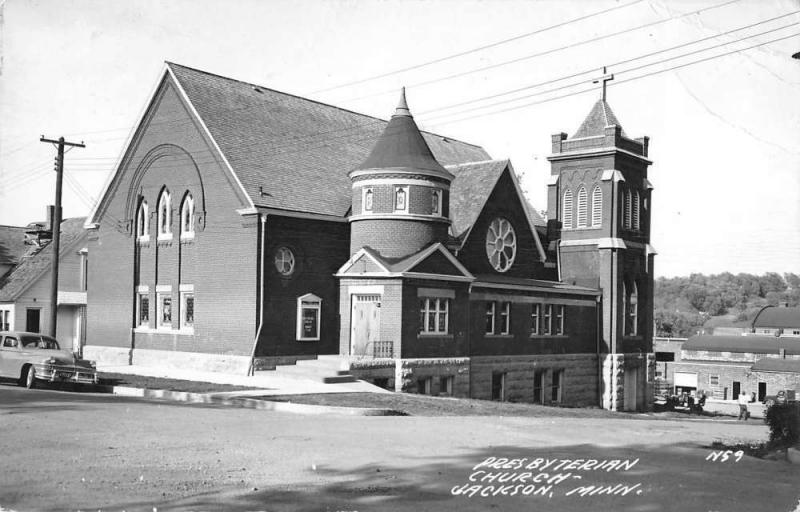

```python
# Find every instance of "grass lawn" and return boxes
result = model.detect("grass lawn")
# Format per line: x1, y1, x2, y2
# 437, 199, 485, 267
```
97, 372, 260, 394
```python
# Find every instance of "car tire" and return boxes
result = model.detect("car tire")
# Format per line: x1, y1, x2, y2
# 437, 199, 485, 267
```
24, 366, 36, 389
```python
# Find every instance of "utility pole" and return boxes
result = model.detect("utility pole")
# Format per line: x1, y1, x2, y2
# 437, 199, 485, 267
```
40, 136, 85, 338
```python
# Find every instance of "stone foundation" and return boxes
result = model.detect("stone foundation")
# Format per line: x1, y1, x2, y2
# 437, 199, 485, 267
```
83, 345, 132, 367
132, 348, 252, 374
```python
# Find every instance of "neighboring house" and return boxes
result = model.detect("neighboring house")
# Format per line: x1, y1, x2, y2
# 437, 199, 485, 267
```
84, 63, 655, 411
0, 224, 32, 280
0, 218, 89, 353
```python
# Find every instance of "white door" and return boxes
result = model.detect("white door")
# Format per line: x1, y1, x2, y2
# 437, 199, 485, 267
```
351, 295, 381, 356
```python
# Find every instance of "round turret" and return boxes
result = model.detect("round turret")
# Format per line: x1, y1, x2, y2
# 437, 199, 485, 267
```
348, 89, 452, 259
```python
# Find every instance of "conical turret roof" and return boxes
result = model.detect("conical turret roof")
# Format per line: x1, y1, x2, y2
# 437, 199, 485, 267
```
356, 89, 451, 177
572, 99, 627, 139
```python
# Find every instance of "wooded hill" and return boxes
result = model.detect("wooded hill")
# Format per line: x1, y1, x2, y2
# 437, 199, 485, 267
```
654, 272, 800, 338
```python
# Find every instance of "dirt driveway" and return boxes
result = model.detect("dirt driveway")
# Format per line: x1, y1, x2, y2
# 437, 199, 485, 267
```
1, 386, 798, 512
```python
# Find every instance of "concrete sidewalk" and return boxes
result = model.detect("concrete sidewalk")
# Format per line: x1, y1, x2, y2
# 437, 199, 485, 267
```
98, 364, 391, 396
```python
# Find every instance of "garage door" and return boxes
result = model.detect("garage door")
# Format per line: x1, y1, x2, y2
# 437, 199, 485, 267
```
674, 372, 698, 388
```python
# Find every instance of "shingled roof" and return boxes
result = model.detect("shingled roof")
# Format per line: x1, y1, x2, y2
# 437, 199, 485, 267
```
752, 306, 800, 329
0, 225, 30, 267
165, 63, 490, 218
572, 99, 627, 138
0, 218, 87, 302
752, 357, 800, 374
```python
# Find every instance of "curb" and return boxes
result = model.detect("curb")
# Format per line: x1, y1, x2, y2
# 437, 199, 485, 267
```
93, 385, 405, 416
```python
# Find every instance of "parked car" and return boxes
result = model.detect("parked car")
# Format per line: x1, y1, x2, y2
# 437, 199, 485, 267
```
762, 390, 797, 407
0, 331, 98, 388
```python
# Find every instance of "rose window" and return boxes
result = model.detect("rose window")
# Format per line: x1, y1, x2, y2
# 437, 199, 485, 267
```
485, 217, 516, 272
274, 247, 295, 276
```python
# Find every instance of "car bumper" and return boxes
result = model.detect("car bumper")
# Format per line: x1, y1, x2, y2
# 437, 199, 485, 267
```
33, 364, 99, 385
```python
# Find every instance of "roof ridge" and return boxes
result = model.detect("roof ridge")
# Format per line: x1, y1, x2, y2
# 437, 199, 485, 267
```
445, 158, 509, 169
165, 61, 486, 151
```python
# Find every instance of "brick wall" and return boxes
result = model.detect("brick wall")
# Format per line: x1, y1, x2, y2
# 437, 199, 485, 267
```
86, 79, 257, 362
350, 218, 448, 259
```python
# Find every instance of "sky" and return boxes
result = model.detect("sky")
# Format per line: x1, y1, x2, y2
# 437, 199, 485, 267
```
0, 0, 798, 278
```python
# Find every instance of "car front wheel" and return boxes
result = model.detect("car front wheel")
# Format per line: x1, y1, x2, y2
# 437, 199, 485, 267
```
24, 366, 36, 389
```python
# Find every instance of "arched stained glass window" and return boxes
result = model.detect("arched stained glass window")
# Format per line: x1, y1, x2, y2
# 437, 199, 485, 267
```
180, 192, 195, 238
158, 189, 172, 238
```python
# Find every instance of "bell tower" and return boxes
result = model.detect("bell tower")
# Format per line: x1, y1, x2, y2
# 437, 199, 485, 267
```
546, 71, 656, 411
348, 88, 453, 259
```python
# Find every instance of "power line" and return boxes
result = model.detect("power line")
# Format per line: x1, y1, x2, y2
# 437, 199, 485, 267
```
331, 0, 743, 104
419, 20, 800, 123
417, 10, 800, 117
428, 31, 800, 127
308, 0, 646, 95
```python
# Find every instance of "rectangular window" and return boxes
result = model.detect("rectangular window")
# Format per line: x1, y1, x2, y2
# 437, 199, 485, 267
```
418, 377, 432, 395
709, 375, 720, 386
137, 293, 150, 327
157, 293, 172, 329
180, 291, 194, 330
533, 371, 545, 404
394, 186, 409, 212
491, 372, 506, 401
531, 304, 541, 335
485, 302, 496, 335
419, 298, 449, 334
431, 189, 442, 216
552, 369, 564, 403
499, 302, 511, 335
555, 305, 565, 335
297, 294, 322, 341
543, 305, 553, 335
439, 376, 454, 396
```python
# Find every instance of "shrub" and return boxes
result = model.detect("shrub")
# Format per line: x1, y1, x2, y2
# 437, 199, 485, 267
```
764, 402, 800, 449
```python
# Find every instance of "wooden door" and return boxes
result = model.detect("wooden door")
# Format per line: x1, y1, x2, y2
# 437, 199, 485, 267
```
351, 295, 381, 356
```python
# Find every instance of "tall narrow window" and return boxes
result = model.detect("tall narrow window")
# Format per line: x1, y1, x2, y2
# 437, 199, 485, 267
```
629, 281, 638, 335
562, 189, 573, 229
543, 304, 553, 335
624, 188, 632, 230
591, 186, 602, 227
431, 189, 441, 215
158, 189, 172, 239
180, 192, 195, 239
180, 286, 194, 331
395, 186, 408, 212
552, 369, 564, 403
137, 292, 149, 327
633, 191, 640, 231
157, 292, 172, 329
363, 188, 373, 212
531, 303, 541, 335
136, 200, 149, 241
556, 305, 565, 335
485, 302, 496, 335
576, 187, 588, 227
500, 302, 511, 335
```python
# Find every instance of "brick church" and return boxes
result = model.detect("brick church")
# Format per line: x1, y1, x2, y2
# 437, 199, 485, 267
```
84, 62, 655, 411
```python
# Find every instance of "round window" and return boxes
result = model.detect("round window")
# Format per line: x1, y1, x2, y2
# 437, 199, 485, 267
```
274, 247, 295, 276
485, 217, 516, 272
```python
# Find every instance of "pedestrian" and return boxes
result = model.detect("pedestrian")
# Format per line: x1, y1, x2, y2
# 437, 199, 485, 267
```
738, 391, 749, 420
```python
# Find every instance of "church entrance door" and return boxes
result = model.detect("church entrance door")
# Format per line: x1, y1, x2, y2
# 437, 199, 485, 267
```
351, 295, 381, 357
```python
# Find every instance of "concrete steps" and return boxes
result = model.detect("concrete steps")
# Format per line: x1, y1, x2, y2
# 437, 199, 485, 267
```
258, 355, 357, 384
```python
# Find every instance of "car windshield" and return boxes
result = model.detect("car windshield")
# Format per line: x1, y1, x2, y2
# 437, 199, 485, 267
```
19, 335, 60, 350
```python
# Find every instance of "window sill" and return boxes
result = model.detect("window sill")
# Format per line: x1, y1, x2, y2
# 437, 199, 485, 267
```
530, 334, 568, 339
134, 327, 194, 336
180, 234, 195, 243
296, 337, 320, 342
136, 235, 151, 245
418, 333, 453, 339
485, 334, 514, 339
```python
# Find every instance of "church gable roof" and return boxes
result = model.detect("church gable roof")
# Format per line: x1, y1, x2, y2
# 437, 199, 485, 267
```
165, 63, 489, 218
572, 99, 627, 139
336, 243, 473, 281
448, 160, 546, 260
0, 218, 87, 302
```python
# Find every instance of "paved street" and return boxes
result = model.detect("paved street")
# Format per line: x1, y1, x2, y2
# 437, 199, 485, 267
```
1, 384, 798, 512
